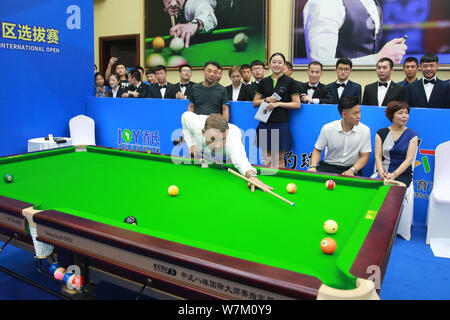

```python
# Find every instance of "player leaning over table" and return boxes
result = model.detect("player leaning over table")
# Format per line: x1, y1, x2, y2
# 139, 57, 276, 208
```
308, 96, 372, 176
181, 111, 272, 192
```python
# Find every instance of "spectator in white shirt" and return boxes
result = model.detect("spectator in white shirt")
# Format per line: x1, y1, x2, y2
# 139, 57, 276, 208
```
225, 66, 250, 101
181, 112, 272, 192
308, 96, 371, 176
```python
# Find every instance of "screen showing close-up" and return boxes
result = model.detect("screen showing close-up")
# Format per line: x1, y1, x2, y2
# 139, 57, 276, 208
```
293, 0, 450, 66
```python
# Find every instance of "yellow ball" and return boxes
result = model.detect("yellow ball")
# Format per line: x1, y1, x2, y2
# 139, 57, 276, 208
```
323, 219, 338, 234
168, 185, 179, 197
286, 183, 297, 194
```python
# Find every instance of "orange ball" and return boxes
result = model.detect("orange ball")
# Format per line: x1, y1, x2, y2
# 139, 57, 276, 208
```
286, 183, 297, 194
320, 237, 337, 254
168, 185, 179, 196
152, 36, 165, 52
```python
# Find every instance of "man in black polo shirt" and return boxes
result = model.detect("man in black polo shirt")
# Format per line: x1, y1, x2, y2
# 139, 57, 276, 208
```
188, 61, 229, 121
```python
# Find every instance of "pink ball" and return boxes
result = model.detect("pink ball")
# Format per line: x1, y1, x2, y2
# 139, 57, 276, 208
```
325, 180, 336, 190
53, 267, 66, 281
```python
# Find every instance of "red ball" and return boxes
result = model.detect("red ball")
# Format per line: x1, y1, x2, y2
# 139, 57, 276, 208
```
325, 179, 335, 190
320, 237, 337, 254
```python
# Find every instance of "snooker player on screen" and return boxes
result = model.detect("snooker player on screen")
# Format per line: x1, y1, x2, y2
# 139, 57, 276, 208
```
181, 111, 273, 193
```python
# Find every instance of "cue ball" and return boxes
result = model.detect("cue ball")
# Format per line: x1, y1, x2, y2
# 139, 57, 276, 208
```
124, 216, 137, 225
169, 37, 184, 54
320, 237, 337, 254
167, 55, 188, 67
152, 36, 165, 52
233, 32, 249, 51
3, 173, 13, 183
325, 179, 336, 190
324, 219, 338, 234
286, 183, 297, 194
147, 53, 166, 67
168, 185, 179, 196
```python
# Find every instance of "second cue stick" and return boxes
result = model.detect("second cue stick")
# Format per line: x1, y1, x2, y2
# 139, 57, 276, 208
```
201, 156, 295, 206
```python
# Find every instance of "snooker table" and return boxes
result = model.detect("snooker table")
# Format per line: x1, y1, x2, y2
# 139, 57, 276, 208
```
0, 146, 406, 300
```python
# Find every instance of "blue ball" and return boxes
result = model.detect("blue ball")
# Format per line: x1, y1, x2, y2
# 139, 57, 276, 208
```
49, 263, 61, 274
62, 272, 73, 285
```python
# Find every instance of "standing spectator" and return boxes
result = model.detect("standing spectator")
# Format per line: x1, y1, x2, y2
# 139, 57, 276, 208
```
121, 69, 150, 98
374, 101, 418, 187
241, 64, 252, 85
174, 64, 195, 100
398, 57, 419, 86
362, 57, 405, 106
148, 65, 176, 99
188, 61, 230, 121
308, 96, 371, 176
253, 53, 301, 168
107, 73, 124, 98
225, 66, 250, 101
215, 65, 223, 84
328, 58, 362, 104
145, 68, 157, 85
94, 72, 110, 97
248, 60, 266, 100
405, 54, 450, 108
298, 61, 333, 104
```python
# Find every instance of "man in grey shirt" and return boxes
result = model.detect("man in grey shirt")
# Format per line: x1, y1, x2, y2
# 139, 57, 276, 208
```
188, 61, 230, 121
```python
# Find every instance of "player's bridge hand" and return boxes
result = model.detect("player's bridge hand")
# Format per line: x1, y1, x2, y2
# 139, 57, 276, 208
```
247, 177, 274, 193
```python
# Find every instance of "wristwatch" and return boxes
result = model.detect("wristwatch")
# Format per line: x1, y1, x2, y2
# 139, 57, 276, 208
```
350, 167, 358, 174
246, 171, 257, 178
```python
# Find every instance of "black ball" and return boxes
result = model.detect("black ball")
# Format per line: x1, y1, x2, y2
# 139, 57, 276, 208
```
124, 216, 137, 225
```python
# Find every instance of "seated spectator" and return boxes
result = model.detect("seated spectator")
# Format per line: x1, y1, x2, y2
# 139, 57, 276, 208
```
188, 61, 229, 121
374, 101, 418, 187
94, 72, 110, 97
308, 96, 371, 176
398, 57, 419, 86
174, 64, 195, 100
225, 66, 250, 101
298, 61, 333, 104
362, 57, 405, 106
241, 64, 252, 85
107, 73, 124, 98
121, 69, 150, 98
148, 65, 176, 99
135, 66, 145, 83
406, 54, 450, 108
284, 61, 302, 94
328, 58, 362, 104
145, 68, 157, 85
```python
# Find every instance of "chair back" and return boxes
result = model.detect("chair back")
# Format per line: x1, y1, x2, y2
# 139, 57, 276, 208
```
69, 115, 96, 146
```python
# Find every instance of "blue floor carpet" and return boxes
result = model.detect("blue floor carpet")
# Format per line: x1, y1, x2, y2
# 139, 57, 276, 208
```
0, 224, 449, 300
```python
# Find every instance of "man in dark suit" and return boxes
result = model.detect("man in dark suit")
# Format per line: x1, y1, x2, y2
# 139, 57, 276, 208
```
398, 57, 419, 86
328, 58, 362, 104
248, 60, 265, 101
298, 61, 333, 104
173, 64, 195, 100
406, 54, 450, 108
148, 65, 176, 99
362, 57, 405, 106
120, 69, 150, 98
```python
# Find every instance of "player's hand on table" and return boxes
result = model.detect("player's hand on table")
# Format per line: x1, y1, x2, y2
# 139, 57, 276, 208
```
247, 176, 274, 193
170, 23, 198, 48
342, 169, 355, 176
189, 145, 202, 158
384, 172, 397, 180
307, 167, 317, 172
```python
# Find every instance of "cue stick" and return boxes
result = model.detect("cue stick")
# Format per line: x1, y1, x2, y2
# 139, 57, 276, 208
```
201, 154, 295, 206
170, 15, 179, 39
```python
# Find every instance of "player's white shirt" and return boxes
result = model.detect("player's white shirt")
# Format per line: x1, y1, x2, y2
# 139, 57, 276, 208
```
184, 0, 217, 33
303, 0, 381, 65
181, 111, 255, 175
314, 119, 372, 167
